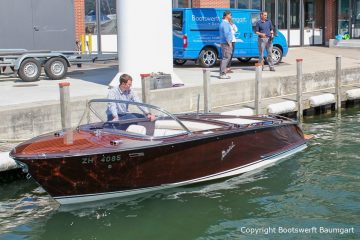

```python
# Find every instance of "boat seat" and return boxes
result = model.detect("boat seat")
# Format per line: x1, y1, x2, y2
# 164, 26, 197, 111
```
155, 120, 220, 131
126, 125, 147, 135
153, 129, 186, 137
214, 118, 262, 125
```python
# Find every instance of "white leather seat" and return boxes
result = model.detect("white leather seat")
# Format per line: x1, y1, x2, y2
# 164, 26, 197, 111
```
126, 125, 147, 135
153, 129, 186, 137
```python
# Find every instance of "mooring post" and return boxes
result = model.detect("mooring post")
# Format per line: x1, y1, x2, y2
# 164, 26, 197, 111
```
255, 63, 262, 115
203, 69, 211, 113
59, 82, 73, 145
140, 73, 151, 104
296, 59, 303, 122
88, 34, 93, 54
335, 56, 342, 113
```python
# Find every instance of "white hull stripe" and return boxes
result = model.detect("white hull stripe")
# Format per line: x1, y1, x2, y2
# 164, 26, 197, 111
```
55, 144, 307, 205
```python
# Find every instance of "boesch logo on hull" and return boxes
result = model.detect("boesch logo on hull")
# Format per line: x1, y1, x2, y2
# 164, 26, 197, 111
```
221, 142, 236, 160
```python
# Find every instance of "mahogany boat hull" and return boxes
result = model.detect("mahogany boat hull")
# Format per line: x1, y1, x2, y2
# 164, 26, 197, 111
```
11, 123, 306, 204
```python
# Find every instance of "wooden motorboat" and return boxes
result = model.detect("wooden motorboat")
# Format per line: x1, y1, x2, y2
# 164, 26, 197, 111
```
10, 99, 308, 204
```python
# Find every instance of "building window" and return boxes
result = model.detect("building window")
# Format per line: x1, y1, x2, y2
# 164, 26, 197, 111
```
85, 0, 117, 35
264, 0, 276, 26
238, 0, 250, 8
230, 0, 236, 8
304, 0, 324, 29
278, 0, 287, 29
235, 0, 260, 9
251, 0, 261, 10
338, 0, 350, 34
304, 0, 314, 28
173, 0, 192, 8
290, 0, 300, 29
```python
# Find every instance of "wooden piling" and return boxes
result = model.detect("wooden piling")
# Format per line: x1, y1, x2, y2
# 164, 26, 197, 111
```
255, 63, 262, 115
335, 56, 342, 113
141, 74, 151, 104
203, 69, 211, 113
296, 59, 303, 122
59, 82, 73, 145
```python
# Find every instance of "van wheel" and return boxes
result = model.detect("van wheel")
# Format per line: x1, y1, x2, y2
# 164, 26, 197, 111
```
237, 57, 252, 63
173, 59, 187, 65
272, 46, 283, 65
199, 48, 217, 68
18, 58, 41, 82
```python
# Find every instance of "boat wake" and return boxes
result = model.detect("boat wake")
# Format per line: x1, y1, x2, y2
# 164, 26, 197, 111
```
165, 166, 271, 200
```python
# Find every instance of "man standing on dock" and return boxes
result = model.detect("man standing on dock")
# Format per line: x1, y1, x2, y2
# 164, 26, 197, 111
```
256, 11, 275, 71
219, 10, 233, 79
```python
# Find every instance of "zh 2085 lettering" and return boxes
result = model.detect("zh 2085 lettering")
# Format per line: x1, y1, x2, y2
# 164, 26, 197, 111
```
81, 155, 121, 164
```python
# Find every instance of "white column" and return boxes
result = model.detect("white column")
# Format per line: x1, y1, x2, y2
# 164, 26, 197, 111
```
109, 0, 181, 89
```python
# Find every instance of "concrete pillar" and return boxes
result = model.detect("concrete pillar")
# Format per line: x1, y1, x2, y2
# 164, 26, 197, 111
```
109, 0, 178, 89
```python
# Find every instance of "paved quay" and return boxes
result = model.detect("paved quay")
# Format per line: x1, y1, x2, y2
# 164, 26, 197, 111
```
176, 46, 360, 87
0, 47, 359, 107
0, 47, 360, 141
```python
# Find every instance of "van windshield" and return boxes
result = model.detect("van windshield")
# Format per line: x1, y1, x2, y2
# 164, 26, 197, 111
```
173, 11, 183, 31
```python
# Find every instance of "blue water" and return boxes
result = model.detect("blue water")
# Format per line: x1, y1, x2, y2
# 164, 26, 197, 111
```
1, 108, 359, 239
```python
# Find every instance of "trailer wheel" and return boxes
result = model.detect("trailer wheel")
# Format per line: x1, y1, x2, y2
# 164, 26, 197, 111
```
44, 57, 68, 80
18, 58, 41, 82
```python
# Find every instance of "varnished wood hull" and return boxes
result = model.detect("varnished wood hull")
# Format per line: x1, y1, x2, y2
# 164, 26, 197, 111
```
11, 123, 306, 204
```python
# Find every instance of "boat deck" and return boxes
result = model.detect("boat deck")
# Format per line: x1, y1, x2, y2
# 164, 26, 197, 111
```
11, 114, 288, 159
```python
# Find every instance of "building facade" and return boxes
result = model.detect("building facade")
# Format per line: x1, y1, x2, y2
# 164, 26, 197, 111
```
73, 0, 360, 48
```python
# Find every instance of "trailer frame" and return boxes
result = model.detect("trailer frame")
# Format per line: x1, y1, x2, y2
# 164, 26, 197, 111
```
0, 49, 117, 82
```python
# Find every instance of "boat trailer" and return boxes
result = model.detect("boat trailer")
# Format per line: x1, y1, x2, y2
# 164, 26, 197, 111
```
0, 49, 117, 82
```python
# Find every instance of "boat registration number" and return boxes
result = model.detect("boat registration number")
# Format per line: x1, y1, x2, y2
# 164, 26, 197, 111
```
100, 155, 121, 163
81, 155, 121, 164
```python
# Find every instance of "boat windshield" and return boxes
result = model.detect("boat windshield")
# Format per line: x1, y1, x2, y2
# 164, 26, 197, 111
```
78, 99, 192, 138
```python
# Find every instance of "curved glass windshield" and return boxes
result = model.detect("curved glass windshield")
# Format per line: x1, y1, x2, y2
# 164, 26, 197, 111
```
78, 99, 191, 138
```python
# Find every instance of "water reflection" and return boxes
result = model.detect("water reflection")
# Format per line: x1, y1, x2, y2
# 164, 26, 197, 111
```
0, 182, 57, 238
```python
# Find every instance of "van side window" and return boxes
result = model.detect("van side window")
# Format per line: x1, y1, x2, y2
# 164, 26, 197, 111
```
251, 13, 260, 31
173, 12, 183, 31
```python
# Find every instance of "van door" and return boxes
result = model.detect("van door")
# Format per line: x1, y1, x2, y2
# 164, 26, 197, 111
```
173, 10, 185, 59
232, 11, 253, 57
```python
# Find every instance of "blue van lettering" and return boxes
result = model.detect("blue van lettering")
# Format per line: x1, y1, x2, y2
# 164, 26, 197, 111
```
232, 17, 247, 24
192, 15, 221, 22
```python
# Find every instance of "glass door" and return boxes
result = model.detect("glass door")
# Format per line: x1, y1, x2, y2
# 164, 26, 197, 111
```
352, 0, 360, 38
290, 0, 301, 46
338, 0, 351, 35
277, 0, 288, 44
303, 0, 324, 45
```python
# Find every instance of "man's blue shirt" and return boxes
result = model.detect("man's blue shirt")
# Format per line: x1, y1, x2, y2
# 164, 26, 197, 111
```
219, 19, 232, 43
255, 19, 273, 38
